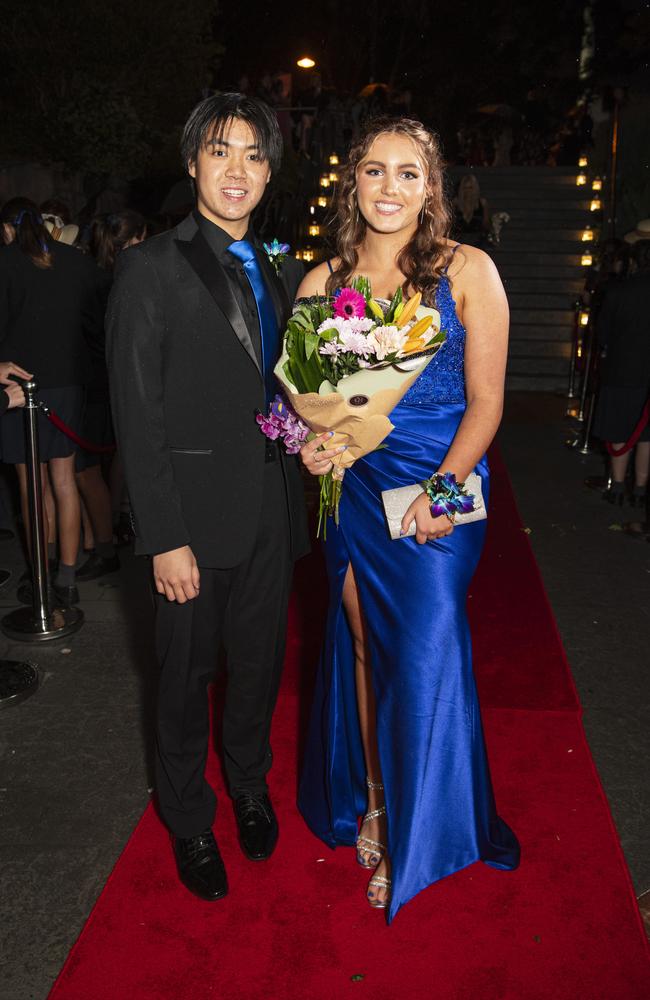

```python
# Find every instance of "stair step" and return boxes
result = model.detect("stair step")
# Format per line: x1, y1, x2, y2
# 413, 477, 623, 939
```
509, 340, 572, 359
494, 252, 584, 267
507, 292, 578, 310
509, 323, 574, 341
481, 195, 599, 209
507, 355, 568, 375
503, 277, 585, 294
503, 208, 593, 221
510, 308, 575, 325
497, 263, 587, 279
500, 231, 586, 245
448, 170, 585, 186
505, 373, 567, 391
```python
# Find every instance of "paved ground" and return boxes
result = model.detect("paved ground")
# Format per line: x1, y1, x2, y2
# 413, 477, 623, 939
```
0, 393, 648, 1000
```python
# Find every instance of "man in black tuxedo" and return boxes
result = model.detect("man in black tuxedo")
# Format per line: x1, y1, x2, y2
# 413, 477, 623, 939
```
107, 94, 308, 901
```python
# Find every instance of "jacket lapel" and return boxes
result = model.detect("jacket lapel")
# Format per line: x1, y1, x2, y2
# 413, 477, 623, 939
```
175, 226, 262, 377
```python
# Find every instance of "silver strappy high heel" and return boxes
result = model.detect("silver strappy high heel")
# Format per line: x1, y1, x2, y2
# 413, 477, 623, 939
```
356, 777, 386, 869
367, 873, 392, 909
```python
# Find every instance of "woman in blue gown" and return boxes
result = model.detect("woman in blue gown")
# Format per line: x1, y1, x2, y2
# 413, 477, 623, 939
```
295, 118, 519, 922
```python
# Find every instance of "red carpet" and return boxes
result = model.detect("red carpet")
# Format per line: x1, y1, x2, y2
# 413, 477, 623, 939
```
50, 448, 650, 1000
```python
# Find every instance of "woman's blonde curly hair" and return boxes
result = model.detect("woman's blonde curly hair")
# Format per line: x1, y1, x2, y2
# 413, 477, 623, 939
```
325, 117, 453, 303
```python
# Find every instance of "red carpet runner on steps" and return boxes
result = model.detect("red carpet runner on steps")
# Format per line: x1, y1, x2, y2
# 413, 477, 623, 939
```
50, 447, 650, 1000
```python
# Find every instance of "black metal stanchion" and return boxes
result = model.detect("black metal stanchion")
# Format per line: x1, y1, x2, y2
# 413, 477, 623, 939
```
577, 319, 594, 423
579, 388, 597, 455
566, 300, 581, 405
1, 381, 83, 641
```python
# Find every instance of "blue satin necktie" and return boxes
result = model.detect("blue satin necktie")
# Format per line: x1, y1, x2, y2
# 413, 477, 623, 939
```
227, 240, 279, 404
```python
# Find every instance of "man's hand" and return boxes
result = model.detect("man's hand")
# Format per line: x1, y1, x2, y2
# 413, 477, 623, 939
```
3, 383, 27, 410
401, 493, 455, 545
153, 545, 200, 603
0, 361, 32, 385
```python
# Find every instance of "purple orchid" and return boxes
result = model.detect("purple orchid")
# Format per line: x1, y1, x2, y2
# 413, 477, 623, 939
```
256, 394, 310, 455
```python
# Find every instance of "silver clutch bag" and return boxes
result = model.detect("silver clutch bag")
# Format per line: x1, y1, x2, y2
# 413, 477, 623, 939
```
381, 472, 486, 539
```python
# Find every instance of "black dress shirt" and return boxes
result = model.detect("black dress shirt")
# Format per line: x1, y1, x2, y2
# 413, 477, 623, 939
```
194, 211, 262, 367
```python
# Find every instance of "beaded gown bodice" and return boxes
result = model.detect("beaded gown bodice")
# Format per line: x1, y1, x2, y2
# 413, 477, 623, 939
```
400, 276, 466, 406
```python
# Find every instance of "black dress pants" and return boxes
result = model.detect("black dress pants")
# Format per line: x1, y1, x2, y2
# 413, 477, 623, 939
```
154, 459, 292, 838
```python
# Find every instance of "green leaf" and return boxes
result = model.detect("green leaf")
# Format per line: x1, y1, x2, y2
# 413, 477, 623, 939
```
385, 285, 403, 323
304, 331, 319, 360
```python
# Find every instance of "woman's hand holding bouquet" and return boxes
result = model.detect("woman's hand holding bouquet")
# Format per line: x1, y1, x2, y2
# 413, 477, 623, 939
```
257, 277, 446, 535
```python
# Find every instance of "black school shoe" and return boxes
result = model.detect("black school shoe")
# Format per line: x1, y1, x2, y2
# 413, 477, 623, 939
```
76, 551, 120, 581
234, 792, 279, 861
173, 829, 228, 901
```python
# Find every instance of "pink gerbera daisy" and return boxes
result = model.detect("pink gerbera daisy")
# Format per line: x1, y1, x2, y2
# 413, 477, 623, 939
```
333, 287, 366, 320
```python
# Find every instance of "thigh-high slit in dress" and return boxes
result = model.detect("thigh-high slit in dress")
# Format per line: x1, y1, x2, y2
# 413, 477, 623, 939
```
297, 270, 520, 922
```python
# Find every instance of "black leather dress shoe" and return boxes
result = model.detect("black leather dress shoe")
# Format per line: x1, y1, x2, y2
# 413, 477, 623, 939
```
174, 829, 228, 901
234, 792, 279, 861
76, 551, 120, 581
52, 582, 80, 607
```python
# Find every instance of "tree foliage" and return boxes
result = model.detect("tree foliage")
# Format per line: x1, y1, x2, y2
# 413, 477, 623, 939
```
0, 0, 222, 177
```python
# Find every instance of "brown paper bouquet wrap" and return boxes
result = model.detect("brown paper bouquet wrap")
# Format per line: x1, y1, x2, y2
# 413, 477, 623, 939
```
269, 281, 446, 534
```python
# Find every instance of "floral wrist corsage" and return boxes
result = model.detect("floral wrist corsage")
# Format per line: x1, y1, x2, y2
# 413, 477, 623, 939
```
421, 472, 476, 521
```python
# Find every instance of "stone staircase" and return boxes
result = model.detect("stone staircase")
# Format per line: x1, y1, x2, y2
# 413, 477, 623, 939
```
448, 166, 593, 391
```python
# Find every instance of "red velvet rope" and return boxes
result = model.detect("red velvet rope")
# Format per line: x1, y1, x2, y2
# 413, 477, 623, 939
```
605, 399, 650, 457
41, 406, 116, 454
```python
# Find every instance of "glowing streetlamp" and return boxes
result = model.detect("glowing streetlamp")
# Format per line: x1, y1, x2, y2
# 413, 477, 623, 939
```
297, 57, 316, 69
576, 173, 587, 186
592, 177, 602, 191
317, 196, 329, 208
578, 156, 588, 167
579, 310, 590, 327
590, 198, 602, 212
581, 253, 593, 266
309, 224, 321, 237
329, 154, 339, 165
320, 175, 331, 189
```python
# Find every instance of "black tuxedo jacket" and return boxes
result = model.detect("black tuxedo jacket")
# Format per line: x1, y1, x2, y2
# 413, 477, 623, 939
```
106, 212, 309, 567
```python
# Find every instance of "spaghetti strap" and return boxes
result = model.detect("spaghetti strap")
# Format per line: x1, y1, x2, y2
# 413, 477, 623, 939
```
327, 259, 334, 274
443, 243, 461, 274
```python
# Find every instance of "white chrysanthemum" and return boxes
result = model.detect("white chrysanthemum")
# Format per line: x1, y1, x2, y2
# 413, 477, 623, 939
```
349, 316, 375, 333
366, 324, 408, 360
338, 328, 373, 357
316, 316, 349, 337
319, 340, 342, 356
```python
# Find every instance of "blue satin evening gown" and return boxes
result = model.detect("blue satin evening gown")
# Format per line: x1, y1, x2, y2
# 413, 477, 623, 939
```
297, 266, 520, 922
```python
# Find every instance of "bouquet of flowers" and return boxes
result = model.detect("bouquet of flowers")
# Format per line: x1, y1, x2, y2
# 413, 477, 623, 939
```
258, 277, 446, 534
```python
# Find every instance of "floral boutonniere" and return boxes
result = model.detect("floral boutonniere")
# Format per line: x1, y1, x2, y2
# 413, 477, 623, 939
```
263, 238, 291, 276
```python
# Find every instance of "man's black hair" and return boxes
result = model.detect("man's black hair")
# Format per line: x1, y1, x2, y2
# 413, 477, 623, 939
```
180, 93, 283, 174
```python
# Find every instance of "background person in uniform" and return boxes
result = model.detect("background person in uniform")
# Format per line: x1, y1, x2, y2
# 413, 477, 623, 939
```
0, 197, 104, 606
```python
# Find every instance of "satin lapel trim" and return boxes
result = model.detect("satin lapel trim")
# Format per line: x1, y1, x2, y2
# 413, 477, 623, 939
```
256, 248, 290, 332
175, 232, 262, 376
